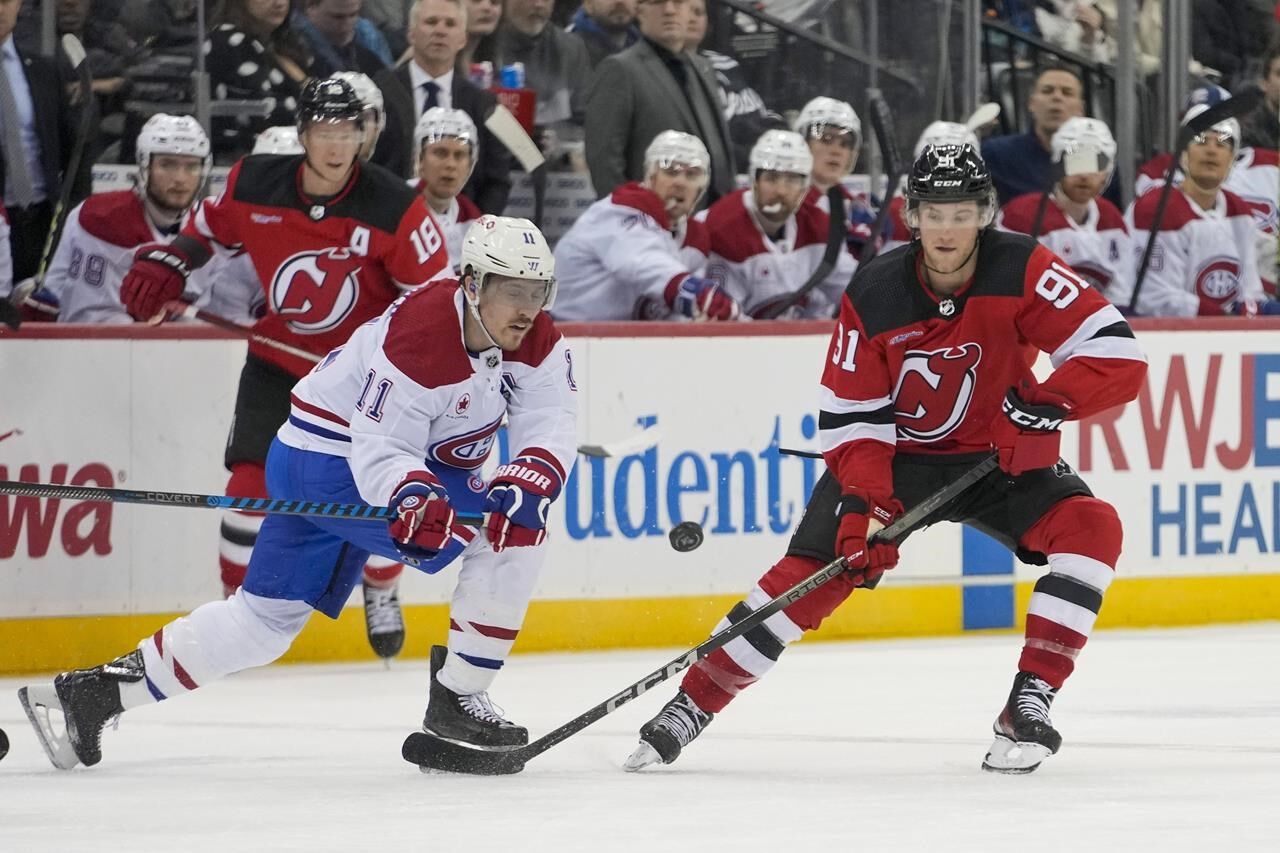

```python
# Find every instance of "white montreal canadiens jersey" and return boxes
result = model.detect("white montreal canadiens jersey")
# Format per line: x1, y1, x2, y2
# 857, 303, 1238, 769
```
42, 190, 218, 323
1115, 187, 1263, 316
997, 193, 1133, 301
408, 180, 484, 275
552, 182, 709, 321
278, 280, 579, 510
1135, 147, 1279, 235
704, 188, 856, 318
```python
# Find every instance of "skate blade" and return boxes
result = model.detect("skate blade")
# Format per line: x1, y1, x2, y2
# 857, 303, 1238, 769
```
402, 730, 526, 776
18, 685, 80, 770
981, 734, 1051, 774
622, 741, 663, 772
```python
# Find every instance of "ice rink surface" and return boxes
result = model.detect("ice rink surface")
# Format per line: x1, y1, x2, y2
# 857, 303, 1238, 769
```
2, 623, 1278, 852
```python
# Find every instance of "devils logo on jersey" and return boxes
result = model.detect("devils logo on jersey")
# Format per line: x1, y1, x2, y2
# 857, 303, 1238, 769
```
1195, 256, 1241, 304
893, 343, 983, 442
270, 249, 364, 334
428, 416, 503, 469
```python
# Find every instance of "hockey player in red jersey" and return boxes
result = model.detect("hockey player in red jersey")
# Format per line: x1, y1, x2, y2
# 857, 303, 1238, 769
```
625, 144, 1147, 775
882, 120, 980, 255
20, 216, 578, 771
118, 77, 450, 659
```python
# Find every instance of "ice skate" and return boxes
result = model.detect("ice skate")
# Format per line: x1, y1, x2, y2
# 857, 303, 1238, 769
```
422, 645, 527, 748
982, 671, 1063, 774
623, 691, 714, 771
362, 580, 405, 660
18, 650, 143, 770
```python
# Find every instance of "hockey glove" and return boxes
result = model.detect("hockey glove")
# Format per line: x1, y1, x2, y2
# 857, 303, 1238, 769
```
483, 454, 563, 552
835, 488, 902, 587
1231, 298, 1280, 316
665, 275, 740, 322
122, 243, 193, 323
991, 383, 1073, 476
388, 472, 456, 561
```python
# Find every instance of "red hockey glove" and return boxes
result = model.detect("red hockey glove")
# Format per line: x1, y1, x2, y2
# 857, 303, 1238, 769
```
388, 472, 456, 560
665, 275, 740, 322
991, 383, 1073, 476
483, 454, 563, 552
121, 243, 192, 322
835, 488, 902, 586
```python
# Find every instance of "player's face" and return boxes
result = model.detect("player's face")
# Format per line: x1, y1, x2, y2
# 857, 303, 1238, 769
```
302, 119, 363, 184
684, 0, 707, 49
1184, 132, 1235, 189
648, 163, 705, 222
246, 0, 290, 31
467, 0, 502, 36
475, 274, 550, 350
146, 154, 205, 212
1059, 171, 1108, 205
1028, 71, 1084, 136
753, 170, 808, 224
807, 128, 857, 186
916, 201, 982, 269
419, 138, 473, 202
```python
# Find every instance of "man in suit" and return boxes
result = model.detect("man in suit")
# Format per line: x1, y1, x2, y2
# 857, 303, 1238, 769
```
1, 0, 94, 282
584, 0, 735, 203
373, 0, 512, 214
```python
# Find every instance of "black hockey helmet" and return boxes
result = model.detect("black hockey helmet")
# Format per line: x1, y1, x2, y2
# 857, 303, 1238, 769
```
904, 143, 997, 227
296, 77, 365, 133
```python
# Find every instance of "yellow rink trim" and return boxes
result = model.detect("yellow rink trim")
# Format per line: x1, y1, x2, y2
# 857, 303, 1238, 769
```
1, 573, 1278, 676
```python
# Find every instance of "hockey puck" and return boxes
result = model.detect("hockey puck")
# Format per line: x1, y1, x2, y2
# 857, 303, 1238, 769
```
0, 727, 8, 761
668, 521, 704, 552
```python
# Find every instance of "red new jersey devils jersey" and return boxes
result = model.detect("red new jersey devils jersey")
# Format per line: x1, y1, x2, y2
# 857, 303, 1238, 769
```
183, 154, 449, 375
818, 230, 1147, 501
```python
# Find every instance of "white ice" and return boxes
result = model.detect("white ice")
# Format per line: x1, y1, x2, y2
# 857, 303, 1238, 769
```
2, 624, 1279, 852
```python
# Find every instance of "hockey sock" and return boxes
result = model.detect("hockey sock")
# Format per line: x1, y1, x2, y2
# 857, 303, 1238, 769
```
362, 555, 404, 587
219, 463, 268, 595
1017, 497, 1121, 688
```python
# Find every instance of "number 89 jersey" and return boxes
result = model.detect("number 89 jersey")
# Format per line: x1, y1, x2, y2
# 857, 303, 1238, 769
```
182, 154, 450, 376
818, 230, 1146, 499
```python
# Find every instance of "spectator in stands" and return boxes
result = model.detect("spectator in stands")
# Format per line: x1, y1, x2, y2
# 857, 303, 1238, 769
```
206, 0, 312, 161
56, 0, 143, 99
361, 0, 411, 57
997, 117, 1131, 302
296, 0, 389, 77
685, 0, 784, 170
1034, 2, 1115, 64
703, 129, 855, 319
554, 130, 716, 321
373, 0, 512, 212
1191, 0, 1271, 89
1, 0, 95, 282
585, 0, 735, 202
567, 0, 638, 68
461, 0, 502, 68
1241, 44, 1280, 151
1117, 105, 1279, 316
793, 96, 883, 258
118, 0, 200, 50
410, 107, 482, 271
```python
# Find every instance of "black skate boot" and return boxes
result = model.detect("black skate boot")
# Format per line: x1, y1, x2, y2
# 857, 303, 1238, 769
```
18, 649, 144, 770
982, 671, 1063, 774
622, 691, 714, 771
422, 645, 527, 748
362, 580, 405, 659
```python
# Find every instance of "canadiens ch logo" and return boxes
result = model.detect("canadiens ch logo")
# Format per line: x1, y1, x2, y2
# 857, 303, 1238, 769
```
270, 249, 363, 334
428, 416, 503, 469
893, 343, 982, 442
1196, 256, 1241, 303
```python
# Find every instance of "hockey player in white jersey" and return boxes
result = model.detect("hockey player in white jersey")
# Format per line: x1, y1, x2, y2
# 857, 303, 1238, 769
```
883, 121, 980, 254
553, 130, 720, 321
1116, 105, 1280, 316
998, 117, 1132, 301
793, 96, 881, 256
37, 115, 213, 323
411, 108, 483, 274
20, 216, 579, 771
704, 129, 856, 318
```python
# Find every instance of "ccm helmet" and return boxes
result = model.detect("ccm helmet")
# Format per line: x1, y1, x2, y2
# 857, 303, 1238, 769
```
904, 143, 997, 228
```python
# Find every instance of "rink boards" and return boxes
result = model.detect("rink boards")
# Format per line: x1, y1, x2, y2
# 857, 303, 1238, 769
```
2, 319, 1279, 673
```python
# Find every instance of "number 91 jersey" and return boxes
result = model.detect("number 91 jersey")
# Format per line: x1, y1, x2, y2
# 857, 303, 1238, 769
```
818, 230, 1147, 498
182, 154, 450, 376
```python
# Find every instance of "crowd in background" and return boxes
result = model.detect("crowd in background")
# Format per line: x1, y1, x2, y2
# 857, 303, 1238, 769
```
3, 0, 1280, 324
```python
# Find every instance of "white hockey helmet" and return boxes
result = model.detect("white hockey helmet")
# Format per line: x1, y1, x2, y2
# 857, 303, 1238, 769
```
461, 215, 557, 310
793, 96, 861, 148
414, 107, 479, 179
749, 129, 813, 179
1051, 117, 1116, 177
329, 72, 386, 145
644, 130, 711, 176
913, 120, 980, 159
1182, 102, 1241, 154
253, 125, 303, 155
135, 113, 212, 197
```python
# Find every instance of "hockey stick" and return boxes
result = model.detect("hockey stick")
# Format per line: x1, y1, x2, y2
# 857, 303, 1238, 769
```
964, 102, 1001, 133
401, 453, 1000, 775
1129, 89, 1262, 313
856, 94, 906, 266
484, 104, 547, 228
755, 184, 845, 319
176, 304, 323, 364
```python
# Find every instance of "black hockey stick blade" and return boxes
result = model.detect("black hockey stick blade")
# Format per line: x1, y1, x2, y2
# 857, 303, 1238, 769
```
757, 185, 845, 319
401, 454, 1000, 774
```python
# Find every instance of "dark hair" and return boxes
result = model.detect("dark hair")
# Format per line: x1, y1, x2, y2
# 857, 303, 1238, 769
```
211, 0, 312, 69
1033, 62, 1084, 91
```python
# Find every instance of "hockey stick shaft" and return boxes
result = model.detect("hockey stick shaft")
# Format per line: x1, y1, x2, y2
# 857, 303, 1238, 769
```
179, 304, 322, 363
758, 184, 845, 319
403, 454, 999, 773
858, 94, 905, 265
0, 480, 482, 526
